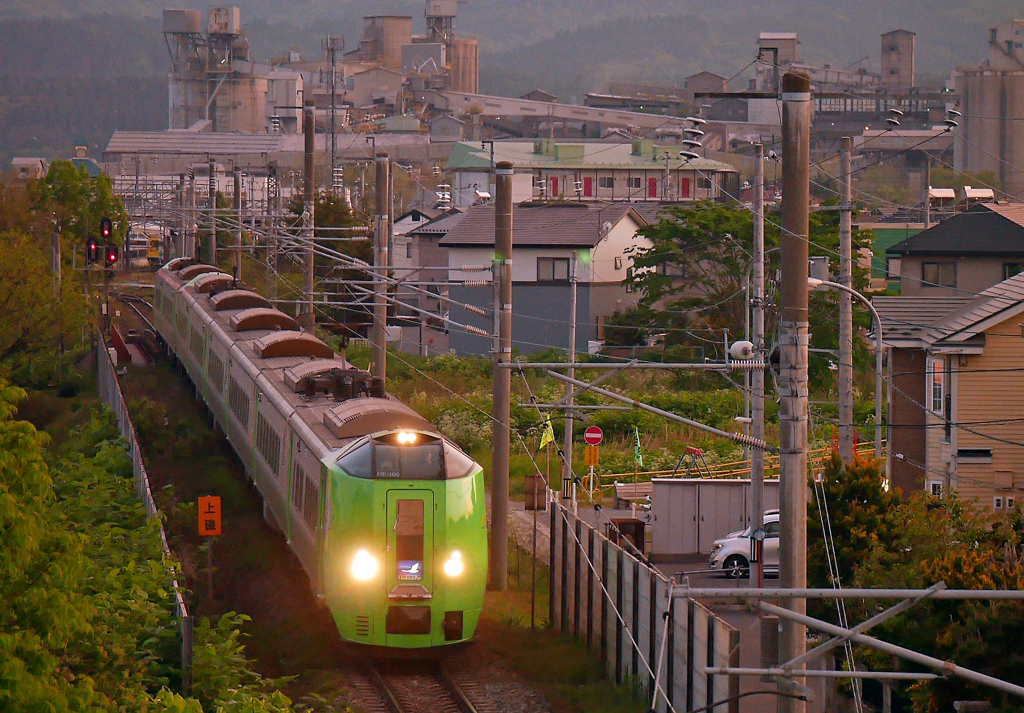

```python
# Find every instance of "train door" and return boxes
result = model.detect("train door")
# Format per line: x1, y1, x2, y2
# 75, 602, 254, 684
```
384, 491, 434, 644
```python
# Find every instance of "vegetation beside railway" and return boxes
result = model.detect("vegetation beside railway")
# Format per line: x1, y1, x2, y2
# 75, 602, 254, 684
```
1, 379, 294, 711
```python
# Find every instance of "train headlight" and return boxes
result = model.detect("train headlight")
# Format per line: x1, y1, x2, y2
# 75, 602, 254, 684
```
397, 431, 418, 445
443, 551, 464, 577
351, 550, 379, 580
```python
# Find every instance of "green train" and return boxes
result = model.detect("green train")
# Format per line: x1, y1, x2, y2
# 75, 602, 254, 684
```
153, 259, 487, 649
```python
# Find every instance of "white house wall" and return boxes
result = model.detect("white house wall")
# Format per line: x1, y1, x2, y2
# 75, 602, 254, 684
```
591, 215, 650, 284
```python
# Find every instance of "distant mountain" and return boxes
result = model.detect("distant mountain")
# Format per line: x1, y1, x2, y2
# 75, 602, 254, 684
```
0, 0, 1018, 165
1, 0, 1017, 66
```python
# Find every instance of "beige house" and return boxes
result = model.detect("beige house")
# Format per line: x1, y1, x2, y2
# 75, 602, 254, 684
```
887, 203, 1024, 296
877, 273, 1024, 512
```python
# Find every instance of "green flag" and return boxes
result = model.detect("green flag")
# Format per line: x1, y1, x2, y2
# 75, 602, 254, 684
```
633, 425, 644, 468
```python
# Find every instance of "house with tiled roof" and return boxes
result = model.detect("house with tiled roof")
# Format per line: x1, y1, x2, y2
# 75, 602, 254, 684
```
438, 201, 651, 355
874, 273, 1024, 510
886, 203, 1024, 296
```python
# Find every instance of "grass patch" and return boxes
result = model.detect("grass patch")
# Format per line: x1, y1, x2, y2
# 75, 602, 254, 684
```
479, 538, 649, 713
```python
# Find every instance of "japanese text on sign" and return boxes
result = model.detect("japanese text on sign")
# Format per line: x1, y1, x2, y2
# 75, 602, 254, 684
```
198, 495, 222, 537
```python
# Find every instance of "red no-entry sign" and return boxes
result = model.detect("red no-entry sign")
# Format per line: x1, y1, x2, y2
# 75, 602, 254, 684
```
583, 426, 604, 445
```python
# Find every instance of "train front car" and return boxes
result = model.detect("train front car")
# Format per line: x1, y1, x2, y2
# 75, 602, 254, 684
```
323, 422, 487, 650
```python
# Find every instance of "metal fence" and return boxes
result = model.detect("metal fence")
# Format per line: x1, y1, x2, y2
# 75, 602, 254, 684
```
549, 503, 739, 713
96, 343, 194, 693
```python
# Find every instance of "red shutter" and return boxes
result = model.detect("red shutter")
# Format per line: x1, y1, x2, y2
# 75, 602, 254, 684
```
679, 178, 690, 198
648, 177, 657, 198
583, 177, 593, 197
550, 176, 558, 196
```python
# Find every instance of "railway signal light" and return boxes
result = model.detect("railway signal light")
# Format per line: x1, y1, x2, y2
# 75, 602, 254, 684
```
104, 245, 119, 268
100, 217, 112, 240
86, 236, 100, 264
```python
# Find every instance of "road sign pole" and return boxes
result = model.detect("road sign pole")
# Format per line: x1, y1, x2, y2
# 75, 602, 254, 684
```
207, 536, 213, 601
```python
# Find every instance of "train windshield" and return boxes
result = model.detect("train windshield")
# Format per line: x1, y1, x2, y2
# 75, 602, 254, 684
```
336, 432, 475, 480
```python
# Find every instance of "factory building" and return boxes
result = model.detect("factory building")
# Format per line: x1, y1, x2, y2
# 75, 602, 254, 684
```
163, 4, 479, 136
953, 20, 1024, 199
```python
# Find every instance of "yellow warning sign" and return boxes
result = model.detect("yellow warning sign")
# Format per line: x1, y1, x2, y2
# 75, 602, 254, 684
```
584, 445, 600, 466
198, 496, 222, 537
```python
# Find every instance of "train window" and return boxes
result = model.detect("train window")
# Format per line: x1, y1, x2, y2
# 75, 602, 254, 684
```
444, 443, 477, 479
375, 442, 445, 480
336, 437, 449, 480
336, 439, 373, 479
395, 500, 424, 581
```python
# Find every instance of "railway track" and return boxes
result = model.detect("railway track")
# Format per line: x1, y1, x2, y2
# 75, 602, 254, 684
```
110, 290, 156, 333
349, 661, 494, 713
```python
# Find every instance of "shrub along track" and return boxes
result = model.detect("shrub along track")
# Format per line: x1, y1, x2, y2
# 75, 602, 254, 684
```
109, 291, 553, 713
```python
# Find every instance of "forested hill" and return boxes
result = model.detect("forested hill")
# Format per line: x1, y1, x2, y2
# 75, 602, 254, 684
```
0, 1, 1017, 165
1, 0, 1017, 62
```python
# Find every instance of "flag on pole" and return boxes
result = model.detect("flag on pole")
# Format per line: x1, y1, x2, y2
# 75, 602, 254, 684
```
539, 414, 556, 451
633, 425, 644, 468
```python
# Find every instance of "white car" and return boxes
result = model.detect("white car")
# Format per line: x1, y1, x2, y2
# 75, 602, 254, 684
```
708, 511, 780, 577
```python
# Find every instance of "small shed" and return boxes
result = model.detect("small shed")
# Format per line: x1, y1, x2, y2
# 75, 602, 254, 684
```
650, 478, 780, 557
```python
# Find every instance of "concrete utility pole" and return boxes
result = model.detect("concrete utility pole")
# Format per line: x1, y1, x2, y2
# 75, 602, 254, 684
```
779, 72, 811, 713
489, 161, 514, 591
207, 159, 217, 266
301, 100, 316, 330
923, 158, 931, 230
176, 173, 186, 259
839, 137, 855, 465
750, 143, 766, 586
562, 255, 578, 504
372, 153, 390, 380
232, 168, 242, 283
187, 169, 196, 259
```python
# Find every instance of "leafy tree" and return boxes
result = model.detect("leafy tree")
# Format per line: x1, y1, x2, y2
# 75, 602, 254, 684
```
33, 160, 128, 246
0, 161, 130, 384
0, 382, 99, 710
854, 496, 1024, 713
807, 452, 901, 593
624, 202, 873, 394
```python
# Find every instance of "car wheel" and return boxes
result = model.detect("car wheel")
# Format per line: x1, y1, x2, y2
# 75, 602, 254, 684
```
722, 555, 749, 579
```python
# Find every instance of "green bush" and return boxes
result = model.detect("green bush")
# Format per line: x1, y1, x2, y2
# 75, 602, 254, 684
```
0, 382, 295, 711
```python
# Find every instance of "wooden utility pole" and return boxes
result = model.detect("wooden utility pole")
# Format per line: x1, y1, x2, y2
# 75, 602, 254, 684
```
750, 143, 766, 586
839, 137, 855, 465
372, 153, 390, 380
300, 100, 316, 330
489, 161, 514, 591
779, 72, 811, 713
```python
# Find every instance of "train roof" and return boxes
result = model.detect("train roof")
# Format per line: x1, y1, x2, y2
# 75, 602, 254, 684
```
158, 263, 442, 456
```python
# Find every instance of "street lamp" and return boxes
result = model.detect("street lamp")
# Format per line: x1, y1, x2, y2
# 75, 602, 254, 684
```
808, 277, 885, 464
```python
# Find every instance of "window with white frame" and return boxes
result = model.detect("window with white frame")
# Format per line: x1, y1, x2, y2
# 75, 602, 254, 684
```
598, 176, 614, 189
886, 257, 901, 279
927, 479, 944, 497
994, 496, 1004, 510
537, 257, 570, 282
628, 176, 642, 190
929, 358, 944, 413
614, 256, 623, 270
